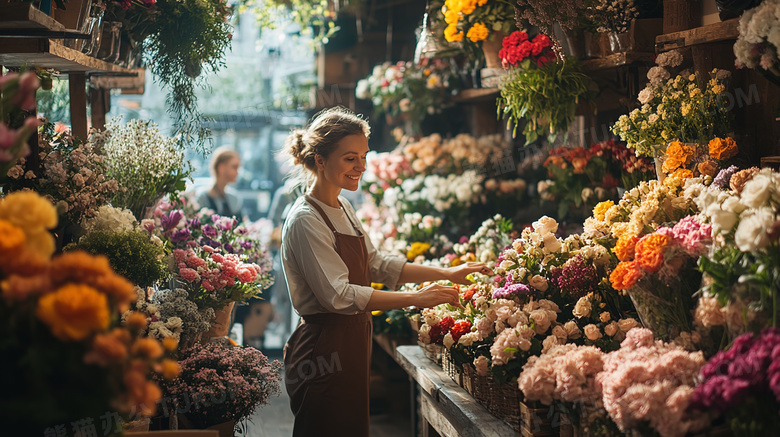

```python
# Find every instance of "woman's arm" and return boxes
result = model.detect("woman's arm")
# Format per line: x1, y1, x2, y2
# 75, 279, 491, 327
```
397, 262, 493, 285
365, 283, 462, 312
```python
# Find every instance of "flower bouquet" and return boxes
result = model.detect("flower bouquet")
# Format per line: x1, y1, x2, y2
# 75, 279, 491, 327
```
734, 0, 780, 88
99, 117, 191, 220
609, 216, 712, 339
592, 139, 655, 190
158, 341, 282, 429
0, 191, 178, 435
611, 50, 732, 158
695, 167, 780, 337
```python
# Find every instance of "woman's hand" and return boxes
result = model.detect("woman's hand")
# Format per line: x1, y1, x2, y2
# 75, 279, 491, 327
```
412, 283, 462, 309
446, 262, 494, 285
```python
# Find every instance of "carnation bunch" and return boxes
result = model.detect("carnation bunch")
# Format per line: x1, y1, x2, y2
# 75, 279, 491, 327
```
690, 328, 780, 436
498, 30, 555, 68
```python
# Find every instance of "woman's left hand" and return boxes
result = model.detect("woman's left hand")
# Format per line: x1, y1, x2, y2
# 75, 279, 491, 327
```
446, 262, 494, 285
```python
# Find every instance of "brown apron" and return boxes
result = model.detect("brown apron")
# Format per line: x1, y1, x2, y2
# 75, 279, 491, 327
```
284, 197, 373, 437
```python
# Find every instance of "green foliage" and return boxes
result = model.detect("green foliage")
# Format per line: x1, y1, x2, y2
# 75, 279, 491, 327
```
239, 0, 341, 47
498, 59, 595, 145
65, 230, 168, 288
372, 309, 412, 338
141, 0, 234, 152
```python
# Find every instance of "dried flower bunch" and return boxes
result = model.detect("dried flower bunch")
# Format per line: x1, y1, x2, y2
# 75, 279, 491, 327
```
5, 122, 119, 226
587, 0, 638, 34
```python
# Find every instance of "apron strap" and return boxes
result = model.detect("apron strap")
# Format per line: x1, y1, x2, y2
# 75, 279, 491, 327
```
305, 195, 339, 234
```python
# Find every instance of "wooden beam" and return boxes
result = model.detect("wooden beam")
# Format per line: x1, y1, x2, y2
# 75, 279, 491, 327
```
655, 18, 740, 53
69, 72, 88, 139
89, 86, 109, 131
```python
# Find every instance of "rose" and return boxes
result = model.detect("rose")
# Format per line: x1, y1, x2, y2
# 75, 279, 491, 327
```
443, 333, 455, 349
604, 322, 618, 337
530, 309, 553, 335
584, 324, 602, 341
474, 356, 489, 376
599, 312, 611, 323
709, 209, 738, 234
529, 275, 548, 291
617, 318, 639, 332
572, 297, 592, 319
734, 208, 776, 252
564, 320, 581, 339
542, 233, 562, 254
532, 216, 558, 235
552, 325, 568, 343
740, 175, 773, 208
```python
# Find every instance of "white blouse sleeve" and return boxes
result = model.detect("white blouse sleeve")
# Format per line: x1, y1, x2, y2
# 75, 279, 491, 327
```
285, 213, 375, 314
344, 202, 407, 290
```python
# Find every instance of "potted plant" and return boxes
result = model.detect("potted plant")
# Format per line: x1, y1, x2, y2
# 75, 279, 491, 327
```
497, 30, 594, 144
158, 341, 282, 435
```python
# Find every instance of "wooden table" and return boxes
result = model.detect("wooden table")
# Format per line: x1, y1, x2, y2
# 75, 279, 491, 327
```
395, 345, 518, 437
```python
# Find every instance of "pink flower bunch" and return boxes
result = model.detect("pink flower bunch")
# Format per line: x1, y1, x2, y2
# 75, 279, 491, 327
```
667, 216, 712, 257
173, 247, 261, 292
518, 344, 604, 405
595, 328, 708, 437
366, 152, 413, 190
490, 325, 536, 365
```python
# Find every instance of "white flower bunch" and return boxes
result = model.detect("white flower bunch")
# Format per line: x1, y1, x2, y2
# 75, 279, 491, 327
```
81, 205, 138, 233
103, 116, 191, 219
734, 0, 780, 70
697, 168, 780, 252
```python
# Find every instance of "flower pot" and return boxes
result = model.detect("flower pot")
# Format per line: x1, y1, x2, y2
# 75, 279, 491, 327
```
481, 30, 505, 69
202, 301, 235, 340
178, 413, 236, 437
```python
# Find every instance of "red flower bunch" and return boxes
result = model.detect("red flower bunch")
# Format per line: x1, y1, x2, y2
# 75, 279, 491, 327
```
461, 284, 477, 303
429, 316, 455, 343
499, 30, 555, 68
450, 320, 472, 343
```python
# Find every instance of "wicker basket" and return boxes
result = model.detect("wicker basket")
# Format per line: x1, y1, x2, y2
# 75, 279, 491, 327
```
418, 341, 442, 365
519, 401, 554, 436
441, 347, 463, 386
462, 364, 491, 408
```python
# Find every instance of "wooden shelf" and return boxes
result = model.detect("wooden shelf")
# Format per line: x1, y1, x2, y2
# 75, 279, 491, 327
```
0, 38, 136, 75
655, 18, 740, 53
453, 88, 499, 103
0, 4, 88, 38
580, 51, 656, 72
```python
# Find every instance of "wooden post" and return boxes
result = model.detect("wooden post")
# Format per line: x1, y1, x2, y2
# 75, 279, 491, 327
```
89, 86, 109, 131
69, 72, 87, 139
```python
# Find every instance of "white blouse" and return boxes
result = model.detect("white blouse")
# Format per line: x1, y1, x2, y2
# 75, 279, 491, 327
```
281, 195, 407, 316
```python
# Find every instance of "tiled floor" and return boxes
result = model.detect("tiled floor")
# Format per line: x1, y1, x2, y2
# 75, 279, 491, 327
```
242, 350, 410, 437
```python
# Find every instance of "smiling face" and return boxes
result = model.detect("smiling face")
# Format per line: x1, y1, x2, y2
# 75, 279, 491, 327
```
316, 134, 369, 192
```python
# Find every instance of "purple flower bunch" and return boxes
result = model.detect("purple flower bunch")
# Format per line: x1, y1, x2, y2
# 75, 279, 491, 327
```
690, 327, 780, 414
492, 282, 533, 300
552, 254, 599, 298
712, 165, 739, 190
158, 341, 282, 426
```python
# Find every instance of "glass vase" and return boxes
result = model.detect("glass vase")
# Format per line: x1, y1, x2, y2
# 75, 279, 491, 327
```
80, 1, 106, 55
627, 266, 698, 341
96, 21, 122, 63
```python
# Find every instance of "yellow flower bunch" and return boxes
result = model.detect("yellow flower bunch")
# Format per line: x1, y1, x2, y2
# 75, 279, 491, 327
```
0, 191, 57, 258
439, 0, 514, 46
593, 200, 614, 221
407, 242, 432, 261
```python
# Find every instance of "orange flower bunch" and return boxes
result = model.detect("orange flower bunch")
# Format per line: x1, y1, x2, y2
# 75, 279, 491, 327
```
610, 233, 671, 291
662, 141, 695, 174
708, 137, 738, 161
545, 146, 593, 174
0, 191, 179, 426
